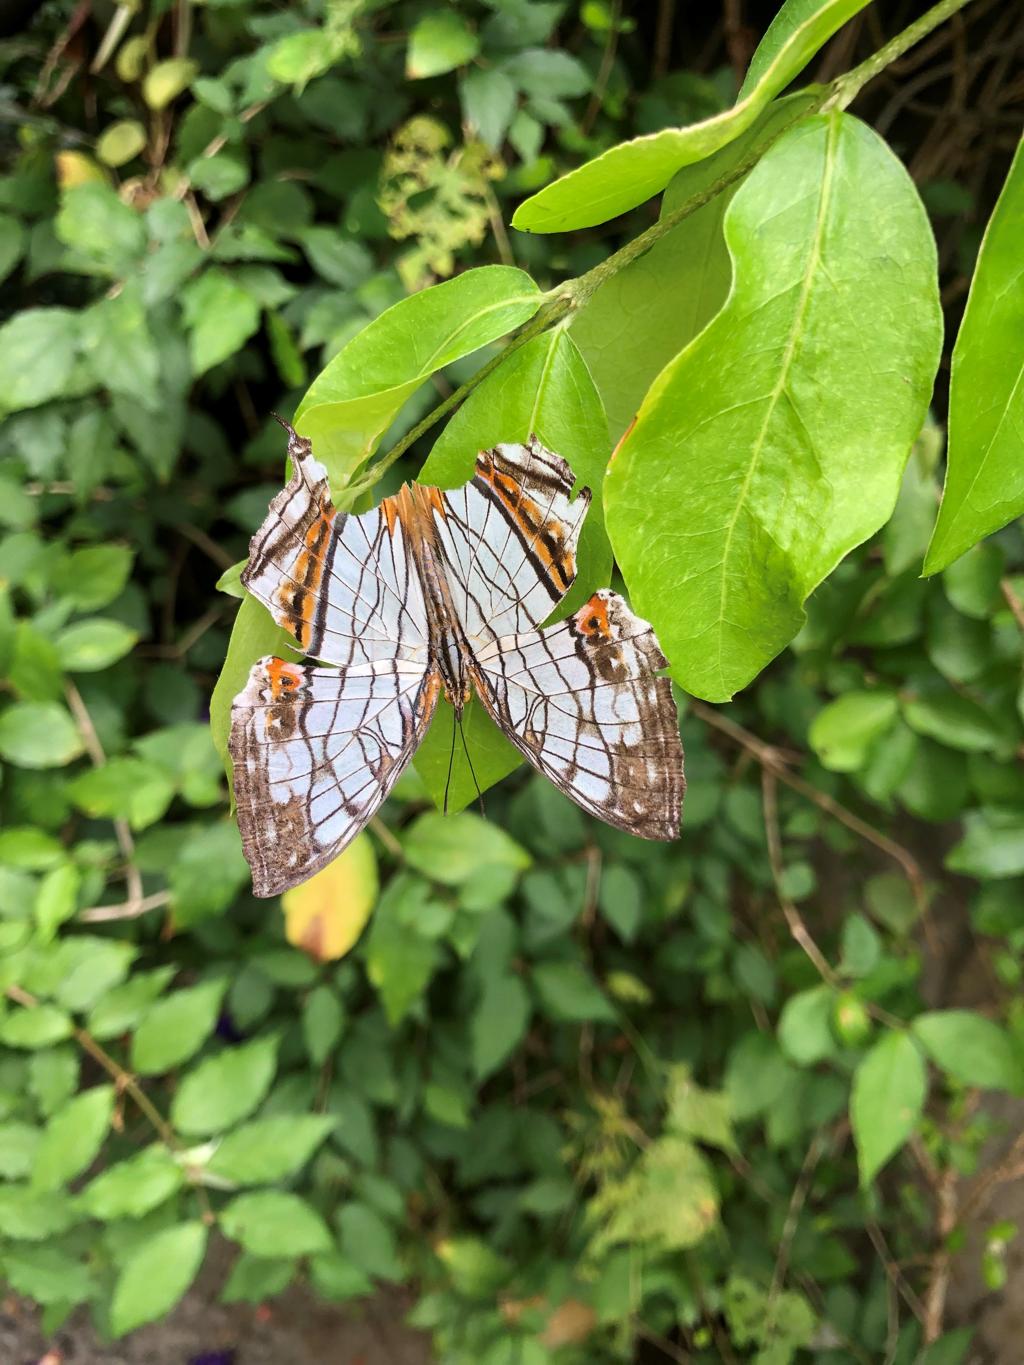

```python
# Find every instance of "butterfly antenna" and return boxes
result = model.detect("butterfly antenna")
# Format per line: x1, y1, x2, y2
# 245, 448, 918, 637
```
457, 714, 486, 818
443, 704, 458, 815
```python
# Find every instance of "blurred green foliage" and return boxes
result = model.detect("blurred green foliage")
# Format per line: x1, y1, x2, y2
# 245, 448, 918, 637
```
0, 2, 1021, 1362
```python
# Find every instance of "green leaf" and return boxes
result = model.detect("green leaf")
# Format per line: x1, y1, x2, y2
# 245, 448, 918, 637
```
86, 966, 176, 1040
0, 1185, 76, 1239
598, 864, 644, 943
182, 268, 262, 376
572, 91, 818, 442
912, 1010, 1022, 1092
401, 811, 530, 886
512, 0, 870, 231
590, 1135, 718, 1254
471, 976, 531, 1079
0, 701, 83, 769
142, 57, 199, 110
79, 282, 160, 404
170, 1035, 279, 1135
55, 618, 137, 672
0, 1122, 40, 1179
0, 211, 26, 285
365, 876, 440, 1027
222, 1253, 295, 1304
407, 12, 480, 79
839, 914, 881, 978
55, 183, 147, 274
68, 757, 175, 830
924, 137, 1024, 572
110, 1222, 207, 1335
461, 69, 518, 149
0, 308, 80, 412
221, 1190, 332, 1257
32, 1085, 114, 1191
293, 265, 541, 479
208, 1114, 336, 1185
808, 692, 899, 773
97, 120, 147, 167
3, 1245, 92, 1307
605, 113, 941, 701
131, 978, 228, 1075
902, 693, 1011, 754
309, 1250, 372, 1302
337, 1201, 404, 1280
303, 985, 344, 1064
51, 544, 133, 611
34, 863, 81, 941
851, 1030, 927, 1184
778, 984, 836, 1065
947, 811, 1024, 879
79, 1145, 183, 1219
533, 960, 616, 1023
0, 1005, 72, 1049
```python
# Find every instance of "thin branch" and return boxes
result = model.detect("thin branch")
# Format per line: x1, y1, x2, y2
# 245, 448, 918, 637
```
865, 1218, 927, 1324
80, 890, 173, 924
4, 985, 213, 1222
826, 0, 977, 109
693, 700, 928, 917
767, 1131, 826, 1322
762, 769, 839, 985
65, 681, 144, 909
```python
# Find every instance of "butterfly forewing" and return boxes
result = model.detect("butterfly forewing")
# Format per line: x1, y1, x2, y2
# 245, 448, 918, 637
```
430, 437, 591, 639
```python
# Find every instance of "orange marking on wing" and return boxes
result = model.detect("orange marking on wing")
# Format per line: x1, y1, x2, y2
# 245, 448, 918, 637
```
575, 594, 612, 641
419, 484, 448, 519
381, 494, 400, 535
266, 657, 303, 699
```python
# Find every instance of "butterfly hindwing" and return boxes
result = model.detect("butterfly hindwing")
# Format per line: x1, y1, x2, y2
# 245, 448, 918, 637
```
470, 590, 684, 839
230, 655, 439, 897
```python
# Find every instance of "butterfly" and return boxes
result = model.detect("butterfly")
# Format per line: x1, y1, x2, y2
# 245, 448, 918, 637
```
229, 422, 685, 896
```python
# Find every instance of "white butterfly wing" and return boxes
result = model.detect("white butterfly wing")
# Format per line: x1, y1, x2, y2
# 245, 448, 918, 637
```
470, 592, 684, 840
429, 437, 590, 640
231, 423, 438, 896
231, 657, 439, 897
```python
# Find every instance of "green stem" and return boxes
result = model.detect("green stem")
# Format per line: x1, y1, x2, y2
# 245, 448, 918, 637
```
353, 0, 976, 493
825, 0, 976, 110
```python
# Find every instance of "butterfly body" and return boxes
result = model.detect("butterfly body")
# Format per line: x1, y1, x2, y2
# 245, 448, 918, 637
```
230, 424, 684, 897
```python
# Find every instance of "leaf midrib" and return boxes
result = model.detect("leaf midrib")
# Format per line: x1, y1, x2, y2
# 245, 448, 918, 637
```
712, 113, 838, 695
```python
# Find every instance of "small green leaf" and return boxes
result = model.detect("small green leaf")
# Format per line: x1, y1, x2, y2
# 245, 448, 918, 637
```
208, 1114, 336, 1185
182, 268, 262, 376
0, 309, 80, 412
913, 1010, 1023, 1092
79, 1145, 183, 1219
365, 876, 440, 1027
303, 986, 344, 1066
947, 811, 1024, 879
778, 984, 836, 1065
55, 618, 137, 672
131, 978, 228, 1075
32, 1085, 114, 1191
170, 1035, 279, 1135
221, 1253, 295, 1303
513, 0, 870, 231
808, 693, 899, 772
533, 961, 616, 1023
52, 544, 133, 611
0, 702, 83, 769
460, 69, 517, 148
221, 1190, 332, 1257
851, 1031, 927, 1184
0, 1185, 77, 1239
401, 811, 530, 886
110, 1222, 207, 1335
337, 1201, 404, 1280
471, 976, 531, 1079
0, 1005, 73, 1049
407, 11, 480, 79
96, 120, 147, 167
293, 265, 541, 478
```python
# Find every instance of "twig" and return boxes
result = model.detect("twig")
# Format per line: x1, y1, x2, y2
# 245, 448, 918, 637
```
581, 0, 621, 135
369, 816, 404, 860
80, 890, 173, 924
826, 0, 978, 110
65, 682, 144, 910
767, 1131, 826, 1320
922, 1167, 958, 1342
4, 985, 214, 1222
1000, 578, 1024, 633
176, 521, 235, 571
692, 700, 928, 919
865, 1219, 927, 1323
762, 770, 839, 985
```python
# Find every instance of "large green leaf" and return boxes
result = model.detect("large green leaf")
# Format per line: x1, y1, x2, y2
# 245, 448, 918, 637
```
293, 265, 541, 479
572, 93, 819, 443
511, 0, 869, 232
924, 136, 1024, 573
605, 113, 941, 701
413, 327, 610, 809
110, 1222, 207, 1336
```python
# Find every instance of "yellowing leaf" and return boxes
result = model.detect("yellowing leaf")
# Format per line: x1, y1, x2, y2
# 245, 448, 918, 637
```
282, 834, 378, 961
55, 153, 106, 189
